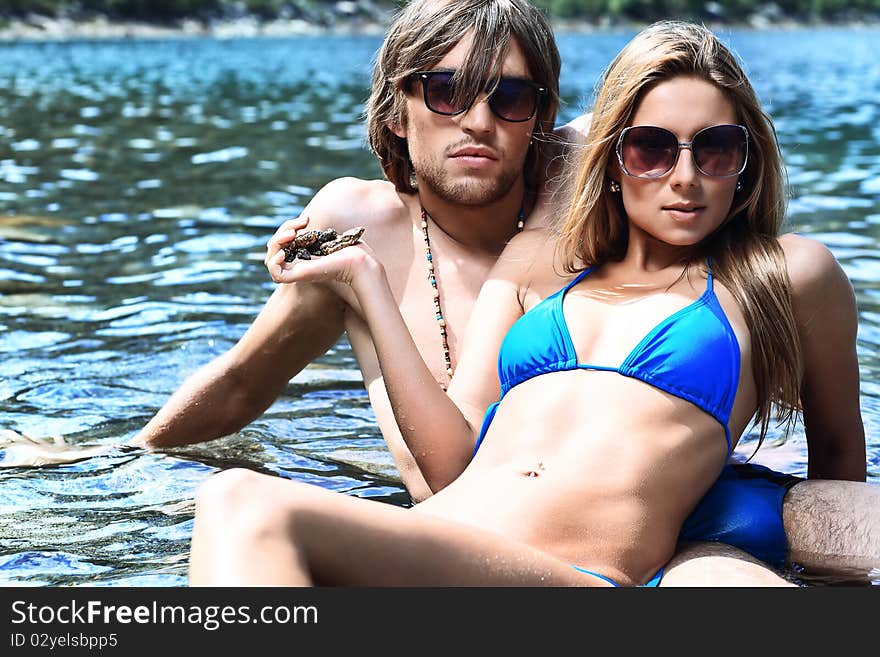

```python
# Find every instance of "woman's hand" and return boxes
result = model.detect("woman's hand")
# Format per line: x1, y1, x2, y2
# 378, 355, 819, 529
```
265, 216, 383, 312
273, 241, 382, 291
265, 215, 309, 283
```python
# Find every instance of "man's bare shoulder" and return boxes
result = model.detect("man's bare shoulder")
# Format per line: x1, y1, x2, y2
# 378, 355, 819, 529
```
303, 177, 412, 233
535, 113, 593, 218
552, 112, 592, 144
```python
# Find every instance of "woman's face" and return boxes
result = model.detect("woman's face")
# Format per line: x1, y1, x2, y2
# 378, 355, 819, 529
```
613, 75, 742, 249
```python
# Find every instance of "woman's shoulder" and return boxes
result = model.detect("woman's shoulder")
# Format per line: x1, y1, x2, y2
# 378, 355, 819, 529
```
500, 228, 579, 301
507, 225, 555, 248
778, 232, 847, 291
777, 232, 855, 311
501, 227, 559, 273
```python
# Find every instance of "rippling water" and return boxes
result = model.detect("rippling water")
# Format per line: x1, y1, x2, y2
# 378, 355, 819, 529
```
0, 30, 878, 586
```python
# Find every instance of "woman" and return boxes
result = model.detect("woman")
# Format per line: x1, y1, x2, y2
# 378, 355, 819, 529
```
189, 21, 860, 586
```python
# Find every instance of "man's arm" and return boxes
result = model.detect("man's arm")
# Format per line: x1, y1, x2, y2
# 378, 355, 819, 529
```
131, 180, 379, 450
132, 281, 345, 449
781, 233, 866, 481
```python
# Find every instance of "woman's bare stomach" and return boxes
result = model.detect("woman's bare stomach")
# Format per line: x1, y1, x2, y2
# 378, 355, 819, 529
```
413, 373, 730, 584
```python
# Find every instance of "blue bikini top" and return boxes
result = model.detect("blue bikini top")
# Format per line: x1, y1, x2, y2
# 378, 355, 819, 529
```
476, 260, 741, 455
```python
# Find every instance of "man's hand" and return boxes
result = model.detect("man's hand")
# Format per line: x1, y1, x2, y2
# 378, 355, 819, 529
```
0, 429, 113, 467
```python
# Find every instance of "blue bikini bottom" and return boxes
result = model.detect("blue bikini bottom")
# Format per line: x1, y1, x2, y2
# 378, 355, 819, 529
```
570, 462, 803, 585
572, 565, 664, 587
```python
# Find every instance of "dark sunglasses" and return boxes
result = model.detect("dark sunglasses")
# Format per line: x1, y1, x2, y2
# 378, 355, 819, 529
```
616, 124, 749, 179
410, 70, 547, 123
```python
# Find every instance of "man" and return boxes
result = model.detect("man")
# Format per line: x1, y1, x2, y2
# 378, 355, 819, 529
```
136, 0, 876, 583
134, 0, 565, 504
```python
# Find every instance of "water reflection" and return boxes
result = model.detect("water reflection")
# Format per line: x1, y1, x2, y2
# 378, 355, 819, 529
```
0, 30, 878, 586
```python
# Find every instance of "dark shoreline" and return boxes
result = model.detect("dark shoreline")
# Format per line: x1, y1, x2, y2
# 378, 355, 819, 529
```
0, 16, 389, 42
1, 13, 879, 42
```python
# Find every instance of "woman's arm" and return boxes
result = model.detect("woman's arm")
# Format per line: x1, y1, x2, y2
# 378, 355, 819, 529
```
781, 233, 866, 481
271, 229, 537, 492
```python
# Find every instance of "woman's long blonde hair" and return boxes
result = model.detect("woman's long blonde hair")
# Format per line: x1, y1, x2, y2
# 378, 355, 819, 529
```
558, 21, 801, 445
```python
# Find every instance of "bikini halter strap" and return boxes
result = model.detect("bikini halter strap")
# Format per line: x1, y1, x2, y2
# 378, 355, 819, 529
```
564, 266, 596, 292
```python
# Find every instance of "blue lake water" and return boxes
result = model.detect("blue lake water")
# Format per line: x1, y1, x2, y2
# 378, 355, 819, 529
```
0, 29, 878, 586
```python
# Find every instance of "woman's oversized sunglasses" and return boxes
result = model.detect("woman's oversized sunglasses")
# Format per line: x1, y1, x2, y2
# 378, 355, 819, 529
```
616, 124, 749, 179
410, 70, 547, 123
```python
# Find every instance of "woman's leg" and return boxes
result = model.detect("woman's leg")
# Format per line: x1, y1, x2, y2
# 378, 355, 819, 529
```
189, 468, 612, 587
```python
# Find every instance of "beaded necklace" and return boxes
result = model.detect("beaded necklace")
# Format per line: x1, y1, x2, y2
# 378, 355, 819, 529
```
420, 204, 525, 387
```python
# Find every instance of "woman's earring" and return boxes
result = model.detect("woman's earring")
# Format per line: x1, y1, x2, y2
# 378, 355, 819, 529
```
735, 179, 743, 192
609, 180, 621, 193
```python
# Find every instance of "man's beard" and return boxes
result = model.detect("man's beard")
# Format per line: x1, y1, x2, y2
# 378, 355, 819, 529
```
414, 158, 521, 207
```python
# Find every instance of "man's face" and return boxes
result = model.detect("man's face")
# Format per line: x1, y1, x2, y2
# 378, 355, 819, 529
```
393, 32, 538, 207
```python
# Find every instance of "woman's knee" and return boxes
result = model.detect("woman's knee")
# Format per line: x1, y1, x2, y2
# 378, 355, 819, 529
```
195, 468, 281, 527
197, 466, 258, 504
195, 468, 320, 535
